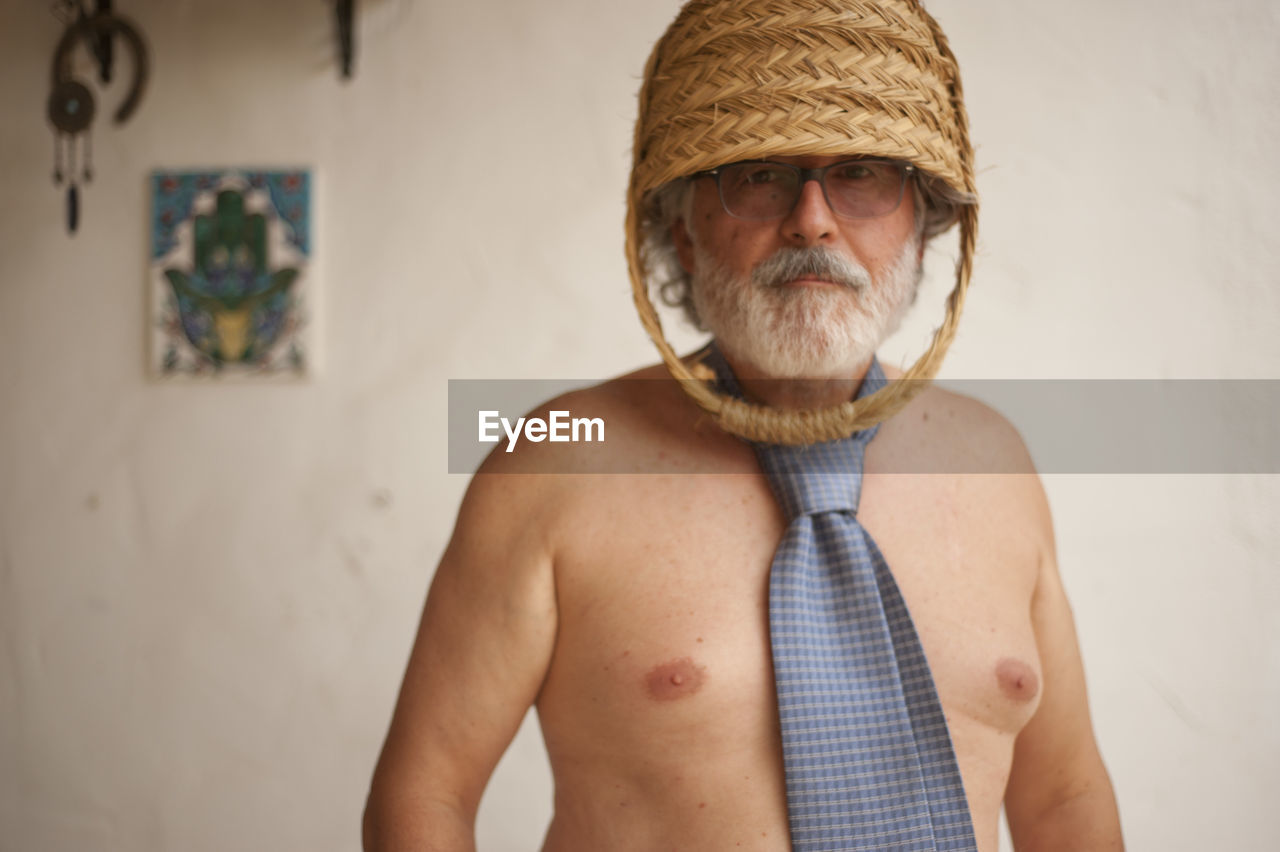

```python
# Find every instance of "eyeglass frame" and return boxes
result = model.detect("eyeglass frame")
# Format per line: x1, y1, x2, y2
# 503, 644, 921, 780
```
689, 158, 918, 221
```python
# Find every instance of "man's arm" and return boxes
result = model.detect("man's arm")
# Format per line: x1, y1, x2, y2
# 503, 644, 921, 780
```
363, 470, 559, 851
1003, 491, 1123, 851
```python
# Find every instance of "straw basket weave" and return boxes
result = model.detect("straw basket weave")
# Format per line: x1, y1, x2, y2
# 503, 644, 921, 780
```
625, 0, 978, 445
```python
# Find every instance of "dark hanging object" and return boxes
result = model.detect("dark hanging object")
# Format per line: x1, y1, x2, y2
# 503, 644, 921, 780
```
335, 0, 356, 80
89, 0, 115, 84
47, 0, 149, 235
47, 79, 97, 134
67, 183, 80, 233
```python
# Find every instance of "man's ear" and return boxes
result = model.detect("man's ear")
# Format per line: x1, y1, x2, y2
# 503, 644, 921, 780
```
672, 217, 696, 274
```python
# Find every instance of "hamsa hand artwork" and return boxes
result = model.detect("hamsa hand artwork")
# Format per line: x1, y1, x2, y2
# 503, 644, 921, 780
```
150, 170, 312, 376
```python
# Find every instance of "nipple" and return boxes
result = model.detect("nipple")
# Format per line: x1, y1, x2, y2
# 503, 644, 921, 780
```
996, 657, 1040, 702
645, 657, 708, 701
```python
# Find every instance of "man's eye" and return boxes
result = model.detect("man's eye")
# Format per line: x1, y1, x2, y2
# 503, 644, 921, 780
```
833, 164, 874, 181
739, 166, 787, 186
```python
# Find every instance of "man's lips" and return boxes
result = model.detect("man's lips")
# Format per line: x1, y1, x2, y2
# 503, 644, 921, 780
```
778, 276, 846, 289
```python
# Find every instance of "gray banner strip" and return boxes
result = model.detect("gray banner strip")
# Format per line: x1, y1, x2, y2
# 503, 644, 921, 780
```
448, 379, 1280, 474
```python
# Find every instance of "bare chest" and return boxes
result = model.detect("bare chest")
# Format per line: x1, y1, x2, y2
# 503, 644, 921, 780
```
538, 471, 1043, 765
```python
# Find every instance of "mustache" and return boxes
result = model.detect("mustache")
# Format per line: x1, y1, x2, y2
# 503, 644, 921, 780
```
751, 246, 872, 291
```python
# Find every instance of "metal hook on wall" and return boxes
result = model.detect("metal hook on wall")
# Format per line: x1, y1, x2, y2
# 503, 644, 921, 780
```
47, 0, 150, 234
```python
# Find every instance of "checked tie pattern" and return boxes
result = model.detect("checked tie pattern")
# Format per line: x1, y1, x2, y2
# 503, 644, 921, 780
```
705, 346, 977, 851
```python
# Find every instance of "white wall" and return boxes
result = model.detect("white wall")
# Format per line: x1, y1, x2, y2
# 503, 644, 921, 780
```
0, 1, 1276, 850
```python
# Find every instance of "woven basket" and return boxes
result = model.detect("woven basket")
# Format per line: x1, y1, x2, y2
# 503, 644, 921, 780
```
625, 0, 978, 445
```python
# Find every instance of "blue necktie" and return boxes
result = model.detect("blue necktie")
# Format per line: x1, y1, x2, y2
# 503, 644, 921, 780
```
704, 346, 978, 851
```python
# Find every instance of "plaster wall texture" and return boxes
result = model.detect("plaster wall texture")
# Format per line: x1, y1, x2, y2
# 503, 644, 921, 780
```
0, 0, 1276, 850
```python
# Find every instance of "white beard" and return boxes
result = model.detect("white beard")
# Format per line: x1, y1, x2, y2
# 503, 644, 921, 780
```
690, 235, 922, 379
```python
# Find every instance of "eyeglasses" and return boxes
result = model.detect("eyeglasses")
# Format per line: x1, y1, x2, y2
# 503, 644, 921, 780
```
692, 159, 916, 221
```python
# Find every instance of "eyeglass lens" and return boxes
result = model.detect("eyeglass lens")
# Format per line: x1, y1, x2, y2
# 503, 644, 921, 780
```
716, 161, 907, 220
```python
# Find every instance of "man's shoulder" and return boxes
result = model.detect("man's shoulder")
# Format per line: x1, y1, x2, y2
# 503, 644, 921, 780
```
876, 367, 1038, 476
460, 359, 747, 552
872, 370, 1055, 557
475, 358, 736, 478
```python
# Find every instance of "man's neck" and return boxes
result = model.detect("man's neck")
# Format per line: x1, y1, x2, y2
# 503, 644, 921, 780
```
718, 346, 874, 411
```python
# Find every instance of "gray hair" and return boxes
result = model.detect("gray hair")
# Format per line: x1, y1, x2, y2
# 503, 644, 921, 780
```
640, 169, 977, 330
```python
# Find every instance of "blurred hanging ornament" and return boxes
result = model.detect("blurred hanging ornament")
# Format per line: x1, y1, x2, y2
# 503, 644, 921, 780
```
46, 0, 149, 235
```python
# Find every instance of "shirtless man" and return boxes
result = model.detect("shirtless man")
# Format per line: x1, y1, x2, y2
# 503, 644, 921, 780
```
364, 1, 1123, 849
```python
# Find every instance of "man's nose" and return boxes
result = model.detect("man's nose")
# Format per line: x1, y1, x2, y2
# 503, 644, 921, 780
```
781, 176, 837, 245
